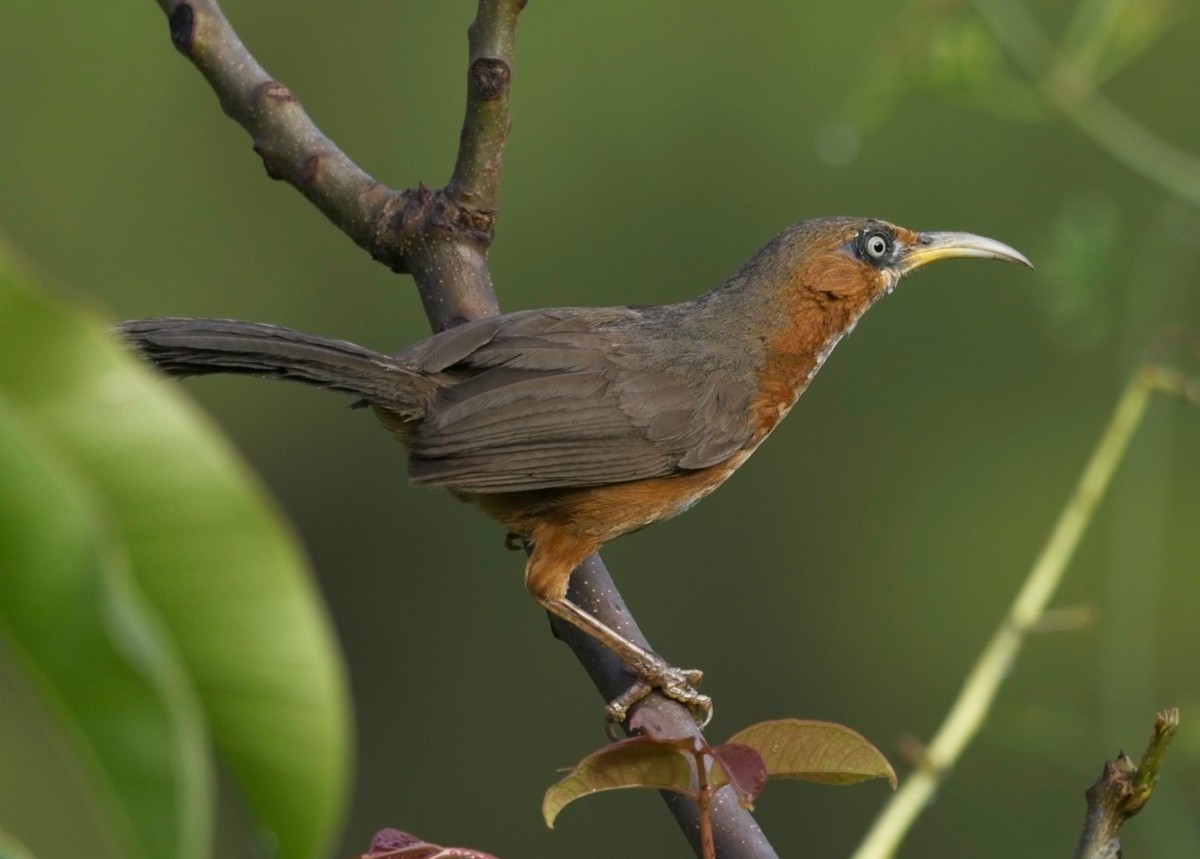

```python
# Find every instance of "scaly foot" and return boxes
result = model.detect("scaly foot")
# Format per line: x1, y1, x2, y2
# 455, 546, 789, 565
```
605, 654, 712, 728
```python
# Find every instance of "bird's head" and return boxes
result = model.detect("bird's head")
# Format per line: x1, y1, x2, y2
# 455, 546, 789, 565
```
706, 216, 1032, 414
781, 216, 1032, 323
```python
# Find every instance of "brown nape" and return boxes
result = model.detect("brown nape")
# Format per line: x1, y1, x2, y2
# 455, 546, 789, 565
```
117, 215, 1030, 725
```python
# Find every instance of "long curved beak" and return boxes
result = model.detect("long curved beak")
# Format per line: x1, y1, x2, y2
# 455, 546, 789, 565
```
900, 231, 1033, 273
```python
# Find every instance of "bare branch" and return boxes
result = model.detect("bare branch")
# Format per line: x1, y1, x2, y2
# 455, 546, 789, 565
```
1073, 709, 1180, 859
152, 2, 775, 855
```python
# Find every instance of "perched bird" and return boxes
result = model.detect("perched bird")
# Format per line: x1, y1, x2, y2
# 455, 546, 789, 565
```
120, 216, 1031, 725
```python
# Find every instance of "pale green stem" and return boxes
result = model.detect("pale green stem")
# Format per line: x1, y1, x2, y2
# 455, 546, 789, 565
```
850, 366, 1168, 859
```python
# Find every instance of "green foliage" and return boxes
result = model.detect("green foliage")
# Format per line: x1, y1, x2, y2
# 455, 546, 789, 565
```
0, 384, 209, 859
0, 251, 351, 859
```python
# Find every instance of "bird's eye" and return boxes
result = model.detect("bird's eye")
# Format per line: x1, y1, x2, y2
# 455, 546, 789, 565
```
864, 232, 891, 260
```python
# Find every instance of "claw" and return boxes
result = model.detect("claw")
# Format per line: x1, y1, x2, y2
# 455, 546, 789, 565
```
603, 657, 712, 733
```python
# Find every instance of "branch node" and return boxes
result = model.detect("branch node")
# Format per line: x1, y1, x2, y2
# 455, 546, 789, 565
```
259, 80, 297, 103
469, 57, 512, 101
380, 185, 496, 265
251, 139, 285, 181
168, 3, 195, 55
895, 735, 936, 773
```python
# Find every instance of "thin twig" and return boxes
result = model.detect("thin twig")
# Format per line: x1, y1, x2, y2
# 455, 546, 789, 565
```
1072, 708, 1180, 859
968, 0, 1200, 208
850, 363, 1193, 859
152, 2, 774, 855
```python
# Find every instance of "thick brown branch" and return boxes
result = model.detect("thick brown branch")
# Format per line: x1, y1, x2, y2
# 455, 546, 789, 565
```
1072, 709, 1179, 859
153, 1, 776, 855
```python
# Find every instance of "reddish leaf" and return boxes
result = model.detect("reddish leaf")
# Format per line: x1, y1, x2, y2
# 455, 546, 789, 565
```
361, 828, 499, 859
542, 736, 696, 828
723, 719, 897, 789
710, 743, 768, 808
369, 829, 425, 852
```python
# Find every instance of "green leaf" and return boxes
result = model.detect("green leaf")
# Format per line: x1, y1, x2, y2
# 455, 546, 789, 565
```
542, 737, 696, 828
0, 393, 209, 859
721, 719, 897, 789
0, 250, 351, 859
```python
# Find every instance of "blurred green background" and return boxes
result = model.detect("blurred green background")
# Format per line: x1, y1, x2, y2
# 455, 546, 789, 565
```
2, 1, 1198, 857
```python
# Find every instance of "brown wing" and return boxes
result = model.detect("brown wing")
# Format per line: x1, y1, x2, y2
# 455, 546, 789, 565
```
396, 308, 756, 493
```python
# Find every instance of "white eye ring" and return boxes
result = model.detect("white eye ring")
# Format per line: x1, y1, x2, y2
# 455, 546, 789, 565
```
865, 233, 890, 260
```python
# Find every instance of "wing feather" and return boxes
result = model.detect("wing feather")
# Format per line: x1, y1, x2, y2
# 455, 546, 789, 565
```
402, 308, 756, 492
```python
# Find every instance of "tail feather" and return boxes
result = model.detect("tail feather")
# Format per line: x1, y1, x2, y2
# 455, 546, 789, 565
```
118, 317, 433, 416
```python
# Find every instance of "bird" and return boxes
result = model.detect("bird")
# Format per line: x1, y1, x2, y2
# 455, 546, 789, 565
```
119, 216, 1031, 726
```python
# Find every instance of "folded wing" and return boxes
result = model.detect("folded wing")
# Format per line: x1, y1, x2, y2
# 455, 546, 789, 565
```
399, 308, 755, 493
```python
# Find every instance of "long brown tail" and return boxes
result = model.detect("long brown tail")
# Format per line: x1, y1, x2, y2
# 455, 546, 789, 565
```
118, 317, 434, 416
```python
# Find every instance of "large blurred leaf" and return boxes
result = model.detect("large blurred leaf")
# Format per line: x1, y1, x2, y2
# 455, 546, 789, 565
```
0, 251, 351, 859
0, 395, 207, 859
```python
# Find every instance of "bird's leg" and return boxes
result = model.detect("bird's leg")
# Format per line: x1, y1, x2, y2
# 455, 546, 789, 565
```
537, 594, 711, 727
522, 531, 711, 726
